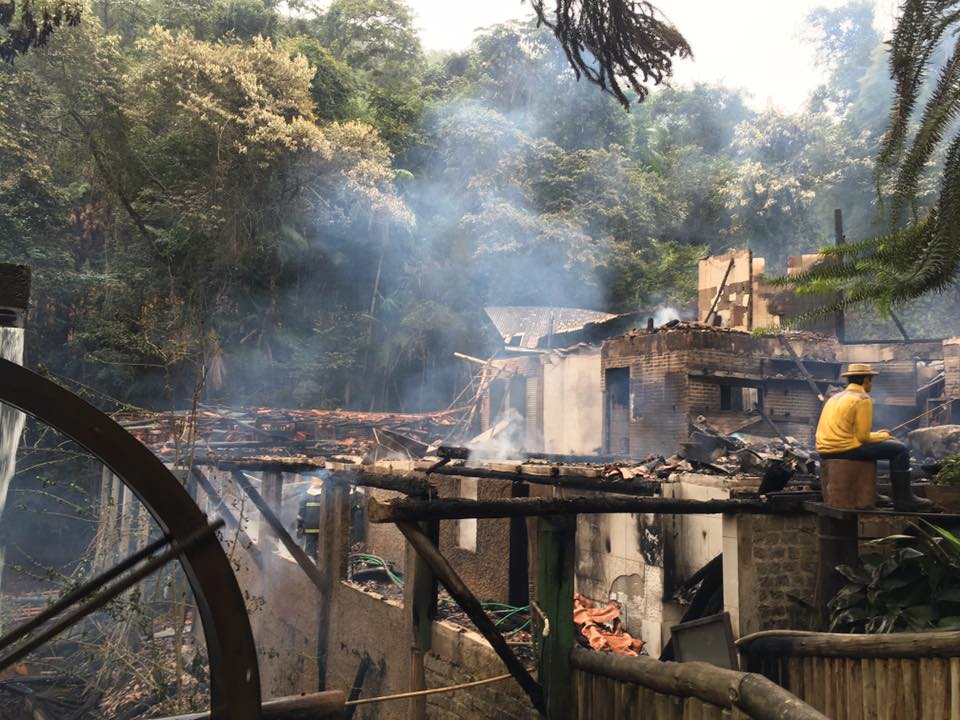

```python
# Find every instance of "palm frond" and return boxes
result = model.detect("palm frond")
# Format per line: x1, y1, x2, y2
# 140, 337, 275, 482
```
892, 38, 960, 224
877, 0, 954, 189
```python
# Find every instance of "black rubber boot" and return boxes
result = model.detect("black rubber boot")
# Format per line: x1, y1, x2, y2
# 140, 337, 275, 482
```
891, 470, 936, 512
875, 492, 893, 508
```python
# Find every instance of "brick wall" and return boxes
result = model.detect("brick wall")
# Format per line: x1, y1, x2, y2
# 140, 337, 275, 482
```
725, 514, 819, 635
601, 327, 839, 457
945, 338, 960, 399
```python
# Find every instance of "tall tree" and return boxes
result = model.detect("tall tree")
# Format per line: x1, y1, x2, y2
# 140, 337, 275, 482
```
0, 0, 82, 60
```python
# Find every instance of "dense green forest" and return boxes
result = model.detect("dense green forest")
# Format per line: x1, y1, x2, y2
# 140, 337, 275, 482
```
0, 0, 950, 411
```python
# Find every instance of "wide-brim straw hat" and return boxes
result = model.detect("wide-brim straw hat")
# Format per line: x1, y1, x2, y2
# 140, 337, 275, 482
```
840, 362, 880, 378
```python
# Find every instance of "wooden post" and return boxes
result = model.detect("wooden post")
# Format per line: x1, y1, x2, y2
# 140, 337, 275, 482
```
109, 472, 122, 564
145, 690, 346, 720
93, 467, 114, 572
118, 482, 135, 557
509, 482, 530, 607
813, 512, 859, 629
394, 520, 544, 712
405, 520, 438, 720
316, 479, 350, 690
536, 515, 575, 720
260, 471, 283, 552
835, 209, 845, 343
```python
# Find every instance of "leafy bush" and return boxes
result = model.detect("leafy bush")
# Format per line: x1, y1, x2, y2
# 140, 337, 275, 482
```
935, 455, 960, 486
829, 521, 960, 633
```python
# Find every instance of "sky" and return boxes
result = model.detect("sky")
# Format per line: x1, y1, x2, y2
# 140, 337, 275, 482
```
406, 0, 899, 112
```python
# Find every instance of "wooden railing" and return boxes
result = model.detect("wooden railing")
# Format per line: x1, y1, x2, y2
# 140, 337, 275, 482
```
739, 630, 960, 719
569, 647, 826, 720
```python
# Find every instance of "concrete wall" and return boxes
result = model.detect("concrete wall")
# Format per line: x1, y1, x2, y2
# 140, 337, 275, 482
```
573, 474, 747, 657
355, 466, 515, 604
198, 469, 322, 699
542, 347, 603, 455
436, 474, 514, 603
575, 510, 667, 655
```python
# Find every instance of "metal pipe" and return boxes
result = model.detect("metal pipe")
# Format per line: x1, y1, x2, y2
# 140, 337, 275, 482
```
0, 263, 31, 328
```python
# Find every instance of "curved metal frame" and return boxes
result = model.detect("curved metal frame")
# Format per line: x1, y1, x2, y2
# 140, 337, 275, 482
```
0, 358, 261, 719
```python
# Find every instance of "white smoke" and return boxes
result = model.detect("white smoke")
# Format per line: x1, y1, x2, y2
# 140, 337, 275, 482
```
653, 306, 681, 327
467, 407, 526, 462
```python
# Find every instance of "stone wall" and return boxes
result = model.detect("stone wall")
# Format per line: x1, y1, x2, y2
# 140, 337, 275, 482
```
323, 582, 535, 720
425, 622, 537, 720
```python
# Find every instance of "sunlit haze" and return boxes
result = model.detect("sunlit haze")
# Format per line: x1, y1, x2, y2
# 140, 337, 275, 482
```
408, 0, 899, 111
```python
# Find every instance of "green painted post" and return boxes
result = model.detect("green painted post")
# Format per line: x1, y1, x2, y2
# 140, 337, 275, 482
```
536, 515, 576, 720
411, 519, 438, 650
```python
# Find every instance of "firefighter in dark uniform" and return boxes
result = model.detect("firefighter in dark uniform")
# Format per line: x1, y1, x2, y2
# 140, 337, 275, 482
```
296, 479, 323, 559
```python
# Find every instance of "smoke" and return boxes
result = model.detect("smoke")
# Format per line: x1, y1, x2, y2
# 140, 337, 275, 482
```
467, 408, 526, 462
653, 306, 680, 326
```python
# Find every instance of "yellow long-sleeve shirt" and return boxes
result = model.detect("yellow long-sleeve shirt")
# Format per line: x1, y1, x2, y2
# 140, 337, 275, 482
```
815, 383, 891, 454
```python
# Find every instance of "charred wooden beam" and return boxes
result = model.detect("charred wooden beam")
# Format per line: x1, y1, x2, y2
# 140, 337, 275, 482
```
703, 257, 734, 325
368, 496, 804, 523
776, 335, 825, 403
147, 691, 346, 719
423, 464, 659, 497
570, 647, 826, 720
395, 520, 544, 712
0, 263, 30, 328
194, 459, 433, 496
329, 469, 433, 497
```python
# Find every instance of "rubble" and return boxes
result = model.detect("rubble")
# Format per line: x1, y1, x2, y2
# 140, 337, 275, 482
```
120, 405, 465, 462
908, 425, 960, 460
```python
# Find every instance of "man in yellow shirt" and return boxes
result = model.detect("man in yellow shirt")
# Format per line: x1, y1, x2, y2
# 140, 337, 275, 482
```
816, 363, 932, 511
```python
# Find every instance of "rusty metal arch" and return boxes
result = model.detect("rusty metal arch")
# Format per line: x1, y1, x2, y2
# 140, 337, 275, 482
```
0, 358, 261, 719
